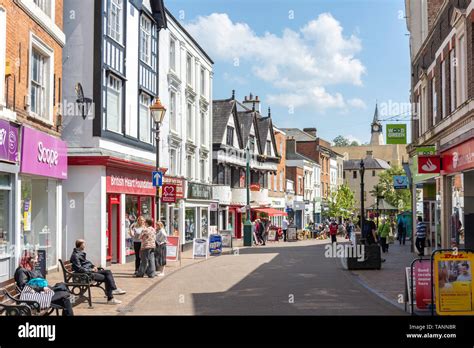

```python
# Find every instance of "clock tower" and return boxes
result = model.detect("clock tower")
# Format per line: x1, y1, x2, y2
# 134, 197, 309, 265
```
370, 104, 384, 145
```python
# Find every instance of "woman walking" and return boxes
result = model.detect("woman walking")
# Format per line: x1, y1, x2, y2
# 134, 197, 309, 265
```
136, 219, 157, 278
155, 221, 168, 276
130, 215, 146, 275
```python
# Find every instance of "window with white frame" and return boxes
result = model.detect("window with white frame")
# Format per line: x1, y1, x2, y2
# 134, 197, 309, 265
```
441, 59, 446, 118
200, 68, 205, 96
186, 54, 192, 86
186, 102, 193, 140
169, 91, 177, 131
458, 34, 467, 105
170, 148, 176, 176
30, 41, 52, 120
249, 135, 255, 153
200, 112, 206, 145
108, 0, 123, 44
106, 74, 122, 133
140, 15, 152, 65
266, 140, 271, 156
273, 173, 277, 191
169, 36, 176, 72
200, 159, 205, 182
0, 8, 6, 106
431, 77, 437, 126
186, 154, 193, 179
139, 93, 152, 143
33, 0, 52, 17
450, 49, 456, 112
280, 171, 283, 192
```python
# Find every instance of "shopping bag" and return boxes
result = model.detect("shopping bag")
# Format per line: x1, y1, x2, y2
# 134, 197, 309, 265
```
19, 285, 54, 309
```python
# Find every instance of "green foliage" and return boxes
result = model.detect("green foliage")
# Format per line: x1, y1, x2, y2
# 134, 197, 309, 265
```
333, 135, 360, 147
326, 184, 356, 219
374, 166, 411, 211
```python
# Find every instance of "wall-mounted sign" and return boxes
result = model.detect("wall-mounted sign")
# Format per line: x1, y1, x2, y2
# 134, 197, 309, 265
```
386, 124, 407, 144
106, 168, 155, 195
418, 156, 441, 174
209, 202, 218, 211
393, 175, 409, 189
163, 176, 185, 199
161, 184, 177, 203
20, 127, 68, 179
250, 183, 261, 191
187, 182, 212, 200
441, 138, 474, 174
0, 119, 19, 163
416, 146, 436, 155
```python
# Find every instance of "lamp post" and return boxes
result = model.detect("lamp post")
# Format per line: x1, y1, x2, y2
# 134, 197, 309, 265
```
150, 98, 167, 224
375, 185, 385, 229
359, 159, 365, 235
243, 146, 253, 246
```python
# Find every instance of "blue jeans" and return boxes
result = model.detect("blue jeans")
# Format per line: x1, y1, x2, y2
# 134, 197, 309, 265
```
137, 248, 156, 277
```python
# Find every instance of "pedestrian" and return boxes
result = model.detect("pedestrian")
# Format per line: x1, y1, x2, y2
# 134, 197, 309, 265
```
346, 219, 354, 240
415, 216, 427, 256
363, 216, 377, 245
257, 219, 265, 245
378, 218, 390, 253
155, 221, 168, 276
70, 239, 126, 304
15, 251, 74, 316
136, 219, 157, 278
398, 217, 406, 245
282, 215, 289, 242
129, 215, 146, 275
329, 219, 338, 244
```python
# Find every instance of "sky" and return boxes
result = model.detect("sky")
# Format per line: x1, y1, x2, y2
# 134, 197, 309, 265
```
165, 0, 411, 145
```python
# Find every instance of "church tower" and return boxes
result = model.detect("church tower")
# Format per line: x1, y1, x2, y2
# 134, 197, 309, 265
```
370, 104, 384, 145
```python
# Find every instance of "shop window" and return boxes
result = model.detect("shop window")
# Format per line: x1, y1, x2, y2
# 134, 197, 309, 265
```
0, 175, 11, 259
201, 209, 208, 238
172, 207, 179, 236
185, 208, 196, 242
20, 177, 57, 269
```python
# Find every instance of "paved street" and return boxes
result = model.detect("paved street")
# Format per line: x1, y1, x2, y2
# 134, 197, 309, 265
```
127, 239, 405, 315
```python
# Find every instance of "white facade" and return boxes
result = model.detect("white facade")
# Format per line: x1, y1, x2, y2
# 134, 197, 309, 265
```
330, 158, 338, 194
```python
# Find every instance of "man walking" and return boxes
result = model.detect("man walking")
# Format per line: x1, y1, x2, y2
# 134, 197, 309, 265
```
378, 218, 390, 253
398, 217, 406, 245
415, 216, 427, 256
329, 219, 338, 244
282, 216, 289, 242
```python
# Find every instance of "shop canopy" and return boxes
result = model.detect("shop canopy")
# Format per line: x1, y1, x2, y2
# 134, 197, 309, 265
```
253, 207, 288, 216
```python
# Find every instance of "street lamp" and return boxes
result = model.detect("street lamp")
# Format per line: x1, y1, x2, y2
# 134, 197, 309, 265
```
150, 98, 167, 224
374, 185, 385, 228
243, 145, 253, 246
359, 159, 365, 236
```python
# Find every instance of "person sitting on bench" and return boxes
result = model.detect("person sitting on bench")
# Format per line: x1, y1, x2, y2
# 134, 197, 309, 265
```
15, 251, 74, 316
70, 239, 126, 305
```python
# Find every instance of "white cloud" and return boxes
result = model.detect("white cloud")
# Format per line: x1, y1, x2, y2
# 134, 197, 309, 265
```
185, 13, 366, 111
347, 98, 367, 109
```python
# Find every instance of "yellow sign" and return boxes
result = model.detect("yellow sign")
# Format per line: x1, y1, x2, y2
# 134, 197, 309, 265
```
434, 250, 474, 315
5, 59, 12, 76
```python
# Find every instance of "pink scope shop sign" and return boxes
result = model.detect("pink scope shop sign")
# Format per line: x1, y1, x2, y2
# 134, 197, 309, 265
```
20, 127, 68, 180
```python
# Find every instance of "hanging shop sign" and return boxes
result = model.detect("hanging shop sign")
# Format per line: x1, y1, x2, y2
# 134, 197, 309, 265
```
162, 176, 185, 199
209, 234, 223, 256
209, 202, 218, 212
20, 127, 68, 179
441, 138, 474, 174
106, 168, 155, 195
386, 124, 407, 144
418, 155, 441, 174
0, 119, 19, 163
187, 182, 212, 200
393, 175, 409, 190
433, 250, 474, 315
166, 236, 180, 262
192, 238, 208, 259
161, 184, 177, 203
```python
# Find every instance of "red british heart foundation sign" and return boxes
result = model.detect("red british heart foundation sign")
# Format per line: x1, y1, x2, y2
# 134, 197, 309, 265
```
418, 155, 441, 174
161, 184, 177, 203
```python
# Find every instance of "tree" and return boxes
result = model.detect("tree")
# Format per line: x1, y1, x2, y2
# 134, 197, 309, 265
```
333, 135, 351, 147
350, 140, 360, 146
326, 184, 356, 219
375, 166, 412, 211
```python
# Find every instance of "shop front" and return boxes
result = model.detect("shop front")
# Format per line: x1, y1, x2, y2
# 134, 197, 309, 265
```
0, 119, 20, 282
441, 137, 474, 250
19, 126, 67, 272
293, 201, 305, 230
161, 176, 185, 240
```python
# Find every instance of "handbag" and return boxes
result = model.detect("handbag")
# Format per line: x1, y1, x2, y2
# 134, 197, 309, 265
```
20, 285, 54, 310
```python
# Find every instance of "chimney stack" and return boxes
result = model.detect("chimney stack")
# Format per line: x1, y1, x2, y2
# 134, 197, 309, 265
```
366, 150, 373, 159
303, 128, 317, 138
242, 92, 261, 113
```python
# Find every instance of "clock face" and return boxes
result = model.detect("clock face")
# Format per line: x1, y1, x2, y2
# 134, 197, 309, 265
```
372, 124, 380, 132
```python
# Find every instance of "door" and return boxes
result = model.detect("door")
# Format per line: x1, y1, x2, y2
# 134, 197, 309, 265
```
107, 195, 121, 263
295, 210, 303, 229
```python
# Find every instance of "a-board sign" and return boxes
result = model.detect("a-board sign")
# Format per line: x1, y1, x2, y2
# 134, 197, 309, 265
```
166, 236, 180, 262
192, 238, 208, 259
209, 234, 223, 256
287, 226, 297, 241
220, 230, 233, 248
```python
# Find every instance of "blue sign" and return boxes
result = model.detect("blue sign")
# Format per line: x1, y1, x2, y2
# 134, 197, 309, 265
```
209, 234, 222, 256
152, 171, 163, 187
393, 175, 409, 190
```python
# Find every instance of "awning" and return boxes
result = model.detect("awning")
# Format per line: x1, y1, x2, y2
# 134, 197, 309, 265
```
253, 207, 288, 216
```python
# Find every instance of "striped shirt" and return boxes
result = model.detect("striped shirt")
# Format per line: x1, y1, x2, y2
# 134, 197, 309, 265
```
416, 222, 427, 238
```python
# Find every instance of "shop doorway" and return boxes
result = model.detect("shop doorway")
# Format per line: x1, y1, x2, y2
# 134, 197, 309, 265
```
106, 195, 120, 263
295, 210, 303, 229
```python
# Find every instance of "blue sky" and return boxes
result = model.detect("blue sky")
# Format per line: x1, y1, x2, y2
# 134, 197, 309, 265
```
166, 0, 411, 144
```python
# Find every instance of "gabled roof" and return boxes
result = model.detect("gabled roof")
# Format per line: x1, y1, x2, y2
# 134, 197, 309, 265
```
256, 116, 271, 154
343, 157, 390, 170
280, 128, 316, 141
236, 111, 254, 146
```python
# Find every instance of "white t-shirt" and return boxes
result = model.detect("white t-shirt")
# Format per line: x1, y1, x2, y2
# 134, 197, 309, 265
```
282, 219, 289, 230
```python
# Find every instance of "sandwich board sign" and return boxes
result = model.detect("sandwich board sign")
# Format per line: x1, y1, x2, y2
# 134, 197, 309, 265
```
192, 238, 208, 259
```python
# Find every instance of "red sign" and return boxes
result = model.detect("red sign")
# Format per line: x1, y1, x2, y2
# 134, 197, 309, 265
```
161, 184, 177, 203
106, 168, 155, 195
163, 176, 185, 199
414, 260, 432, 310
250, 183, 261, 191
418, 155, 441, 174
441, 138, 474, 174
166, 236, 180, 262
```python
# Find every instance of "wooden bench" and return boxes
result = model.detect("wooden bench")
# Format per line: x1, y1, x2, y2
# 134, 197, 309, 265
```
0, 279, 62, 316
59, 259, 106, 308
